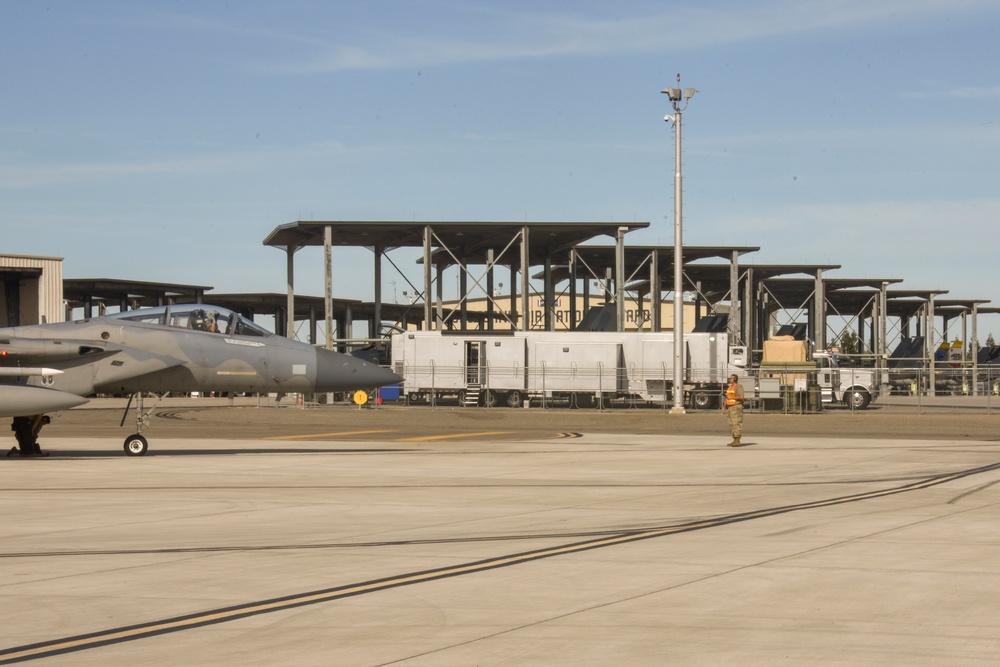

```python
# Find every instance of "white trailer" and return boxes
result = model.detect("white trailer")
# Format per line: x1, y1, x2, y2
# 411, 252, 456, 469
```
390, 330, 748, 408
391, 331, 527, 407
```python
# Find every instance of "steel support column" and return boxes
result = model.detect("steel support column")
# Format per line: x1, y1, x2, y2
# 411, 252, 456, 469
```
373, 244, 383, 341
730, 250, 741, 344
569, 249, 578, 330
520, 226, 530, 331
435, 262, 444, 329
650, 250, 661, 331
423, 225, 433, 331
324, 225, 333, 348
285, 244, 297, 339
486, 248, 495, 332
972, 303, 979, 395
544, 256, 554, 331
615, 226, 626, 332
814, 269, 825, 350
928, 294, 937, 396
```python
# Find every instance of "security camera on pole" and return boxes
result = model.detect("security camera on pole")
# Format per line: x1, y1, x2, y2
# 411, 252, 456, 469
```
662, 76, 697, 414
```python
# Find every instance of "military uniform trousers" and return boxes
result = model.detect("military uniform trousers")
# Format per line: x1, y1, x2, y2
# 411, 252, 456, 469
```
726, 404, 743, 438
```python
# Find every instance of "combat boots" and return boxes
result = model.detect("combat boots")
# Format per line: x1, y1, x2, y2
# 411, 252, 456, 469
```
727, 437, 742, 447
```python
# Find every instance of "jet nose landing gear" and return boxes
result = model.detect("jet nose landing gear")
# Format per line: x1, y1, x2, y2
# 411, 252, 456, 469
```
123, 434, 149, 457
120, 392, 162, 456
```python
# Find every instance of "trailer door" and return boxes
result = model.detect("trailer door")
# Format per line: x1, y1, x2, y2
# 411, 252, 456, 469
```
465, 341, 484, 385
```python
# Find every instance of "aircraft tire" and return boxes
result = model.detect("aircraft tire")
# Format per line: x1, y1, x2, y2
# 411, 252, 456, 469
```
124, 434, 149, 457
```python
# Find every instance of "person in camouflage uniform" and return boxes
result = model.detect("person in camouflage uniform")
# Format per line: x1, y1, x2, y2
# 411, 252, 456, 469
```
723, 374, 745, 447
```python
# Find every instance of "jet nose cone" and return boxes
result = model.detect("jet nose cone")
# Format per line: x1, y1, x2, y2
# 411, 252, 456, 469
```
359, 364, 403, 389
315, 348, 402, 392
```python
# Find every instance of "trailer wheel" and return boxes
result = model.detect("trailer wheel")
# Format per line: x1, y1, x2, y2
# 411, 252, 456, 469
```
844, 388, 871, 410
483, 389, 498, 408
506, 390, 522, 408
691, 390, 715, 410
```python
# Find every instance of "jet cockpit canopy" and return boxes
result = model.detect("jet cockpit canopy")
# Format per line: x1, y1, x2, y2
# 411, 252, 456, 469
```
105, 304, 272, 337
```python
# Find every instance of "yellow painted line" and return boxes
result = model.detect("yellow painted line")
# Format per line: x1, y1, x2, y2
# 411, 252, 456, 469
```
397, 431, 513, 442
266, 430, 396, 441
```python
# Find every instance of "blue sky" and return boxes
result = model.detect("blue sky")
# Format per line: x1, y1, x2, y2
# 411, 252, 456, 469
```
2, 1, 999, 337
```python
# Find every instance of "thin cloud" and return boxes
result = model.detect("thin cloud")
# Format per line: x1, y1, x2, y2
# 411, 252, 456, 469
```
717, 197, 1000, 279
0, 139, 411, 189
0, 154, 260, 189
724, 197, 1000, 233
947, 85, 1000, 99
903, 84, 1000, 100
262, 0, 997, 74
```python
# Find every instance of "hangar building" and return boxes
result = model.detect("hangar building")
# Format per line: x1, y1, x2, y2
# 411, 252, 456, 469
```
0, 254, 63, 327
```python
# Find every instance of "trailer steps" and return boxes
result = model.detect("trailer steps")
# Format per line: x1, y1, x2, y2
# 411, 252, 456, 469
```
462, 383, 482, 407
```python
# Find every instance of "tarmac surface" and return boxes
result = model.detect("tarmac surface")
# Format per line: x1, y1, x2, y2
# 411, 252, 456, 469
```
3, 400, 1000, 665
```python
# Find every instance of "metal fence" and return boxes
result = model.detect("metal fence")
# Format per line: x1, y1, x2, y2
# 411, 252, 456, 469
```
387, 359, 1000, 415
875, 366, 1000, 414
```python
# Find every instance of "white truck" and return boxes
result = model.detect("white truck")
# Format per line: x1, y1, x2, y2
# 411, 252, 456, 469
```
390, 330, 748, 409
758, 336, 878, 410
813, 350, 878, 409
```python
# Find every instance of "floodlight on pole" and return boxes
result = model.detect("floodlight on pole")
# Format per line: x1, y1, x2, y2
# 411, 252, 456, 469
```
662, 75, 697, 414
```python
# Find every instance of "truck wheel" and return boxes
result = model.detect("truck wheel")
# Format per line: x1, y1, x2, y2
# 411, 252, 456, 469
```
844, 389, 871, 410
691, 390, 714, 410
505, 390, 522, 408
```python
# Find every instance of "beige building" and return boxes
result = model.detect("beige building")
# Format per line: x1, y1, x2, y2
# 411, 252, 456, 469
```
424, 294, 723, 333
0, 254, 64, 326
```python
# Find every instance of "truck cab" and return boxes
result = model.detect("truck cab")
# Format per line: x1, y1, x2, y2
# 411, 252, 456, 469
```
814, 351, 877, 409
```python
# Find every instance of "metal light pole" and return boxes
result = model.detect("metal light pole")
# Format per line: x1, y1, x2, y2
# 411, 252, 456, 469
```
663, 79, 697, 414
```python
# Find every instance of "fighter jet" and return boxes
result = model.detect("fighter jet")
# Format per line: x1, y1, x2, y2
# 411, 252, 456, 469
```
0, 303, 402, 456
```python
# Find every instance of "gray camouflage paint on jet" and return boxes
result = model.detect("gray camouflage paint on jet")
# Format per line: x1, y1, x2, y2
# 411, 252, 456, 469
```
0, 304, 401, 455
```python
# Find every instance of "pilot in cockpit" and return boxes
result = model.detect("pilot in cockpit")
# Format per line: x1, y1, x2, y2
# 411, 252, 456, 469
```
189, 309, 209, 331
187, 308, 223, 333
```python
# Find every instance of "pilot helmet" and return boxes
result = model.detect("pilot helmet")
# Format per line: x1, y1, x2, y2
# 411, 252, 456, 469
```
190, 309, 207, 328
